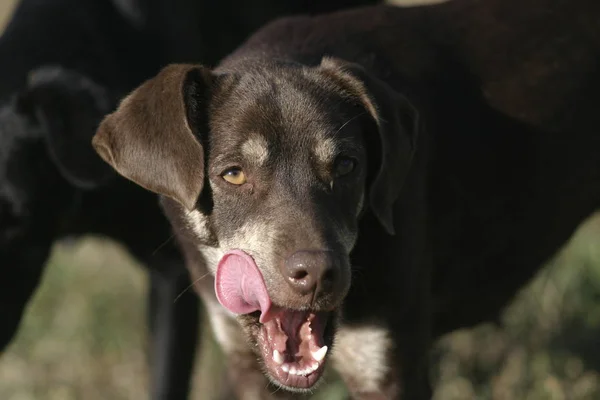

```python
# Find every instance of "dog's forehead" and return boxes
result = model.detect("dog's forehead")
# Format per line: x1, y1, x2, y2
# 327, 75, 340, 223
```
210, 66, 357, 163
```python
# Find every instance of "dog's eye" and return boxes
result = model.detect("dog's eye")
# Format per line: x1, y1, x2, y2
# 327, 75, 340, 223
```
222, 167, 247, 185
334, 156, 356, 177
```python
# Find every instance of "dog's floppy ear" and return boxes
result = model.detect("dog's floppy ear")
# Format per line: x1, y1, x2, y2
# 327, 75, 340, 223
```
92, 64, 211, 210
18, 66, 117, 189
320, 57, 419, 235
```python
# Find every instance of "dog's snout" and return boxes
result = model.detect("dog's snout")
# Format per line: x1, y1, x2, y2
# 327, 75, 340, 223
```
283, 250, 337, 295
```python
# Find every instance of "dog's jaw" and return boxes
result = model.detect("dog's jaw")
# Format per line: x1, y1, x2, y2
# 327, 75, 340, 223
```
242, 309, 337, 391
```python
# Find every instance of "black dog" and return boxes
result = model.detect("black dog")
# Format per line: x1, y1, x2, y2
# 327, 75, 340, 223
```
92, 0, 600, 398
0, 1, 197, 398
0, 0, 379, 399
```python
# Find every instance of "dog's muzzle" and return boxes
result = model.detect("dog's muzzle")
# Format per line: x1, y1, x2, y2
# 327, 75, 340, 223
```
215, 249, 336, 389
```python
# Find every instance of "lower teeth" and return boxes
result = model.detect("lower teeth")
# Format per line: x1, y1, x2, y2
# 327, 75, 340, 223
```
280, 362, 319, 376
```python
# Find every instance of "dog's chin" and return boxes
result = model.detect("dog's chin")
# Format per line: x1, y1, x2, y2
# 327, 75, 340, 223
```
243, 308, 337, 391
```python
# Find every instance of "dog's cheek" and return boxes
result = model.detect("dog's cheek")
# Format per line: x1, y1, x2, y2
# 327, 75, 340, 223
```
336, 224, 358, 255
203, 294, 250, 354
182, 209, 224, 273
334, 178, 366, 247
184, 209, 212, 241
334, 192, 364, 253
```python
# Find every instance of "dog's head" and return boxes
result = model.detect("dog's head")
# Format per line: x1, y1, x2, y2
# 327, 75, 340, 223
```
93, 58, 418, 391
0, 66, 114, 260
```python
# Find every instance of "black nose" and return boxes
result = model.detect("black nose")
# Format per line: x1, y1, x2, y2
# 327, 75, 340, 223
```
283, 250, 337, 295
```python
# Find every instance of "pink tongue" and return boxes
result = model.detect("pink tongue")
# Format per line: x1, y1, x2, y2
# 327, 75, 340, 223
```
215, 250, 272, 323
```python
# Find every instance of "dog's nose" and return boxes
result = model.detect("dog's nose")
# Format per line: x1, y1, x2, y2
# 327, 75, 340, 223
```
283, 250, 337, 295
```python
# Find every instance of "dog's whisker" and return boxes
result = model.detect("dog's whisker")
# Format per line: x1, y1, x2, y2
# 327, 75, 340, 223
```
268, 382, 282, 395
173, 272, 211, 303
335, 111, 367, 134
151, 233, 176, 256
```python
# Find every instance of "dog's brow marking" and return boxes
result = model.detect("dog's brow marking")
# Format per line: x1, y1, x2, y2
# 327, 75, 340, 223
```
314, 137, 337, 165
332, 324, 392, 393
241, 135, 269, 165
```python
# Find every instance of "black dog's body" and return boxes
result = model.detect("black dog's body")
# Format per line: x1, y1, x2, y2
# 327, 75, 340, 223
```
0, 0, 379, 399
0, 1, 198, 398
92, 0, 600, 399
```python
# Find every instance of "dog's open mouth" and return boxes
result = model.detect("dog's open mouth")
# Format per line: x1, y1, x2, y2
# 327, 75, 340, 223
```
257, 309, 333, 389
215, 249, 335, 389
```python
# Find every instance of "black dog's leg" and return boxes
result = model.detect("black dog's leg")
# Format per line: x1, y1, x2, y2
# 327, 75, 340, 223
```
148, 268, 200, 400
0, 244, 51, 351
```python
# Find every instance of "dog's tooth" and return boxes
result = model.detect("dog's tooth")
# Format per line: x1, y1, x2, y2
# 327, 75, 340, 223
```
289, 366, 298, 375
282, 364, 290, 373
311, 345, 328, 362
312, 361, 320, 371
273, 350, 284, 365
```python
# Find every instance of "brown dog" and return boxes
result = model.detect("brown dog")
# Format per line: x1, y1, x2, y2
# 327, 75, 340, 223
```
92, 0, 600, 398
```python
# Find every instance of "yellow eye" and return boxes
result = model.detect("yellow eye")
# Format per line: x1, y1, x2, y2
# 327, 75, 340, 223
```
222, 168, 247, 185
